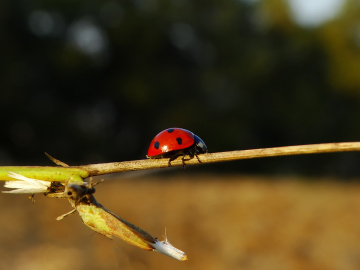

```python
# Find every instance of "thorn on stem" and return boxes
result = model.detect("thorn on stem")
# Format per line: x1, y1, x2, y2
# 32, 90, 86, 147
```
45, 152, 69, 167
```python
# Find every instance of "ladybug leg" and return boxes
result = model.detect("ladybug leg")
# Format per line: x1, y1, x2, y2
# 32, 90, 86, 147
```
195, 153, 202, 163
170, 150, 187, 168
181, 149, 195, 168
168, 157, 174, 167
187, 146, 202, 163
185, 147, 194, 161
193, 145, 204, 163
181, 155, 186, 169
168, 153, 181, 167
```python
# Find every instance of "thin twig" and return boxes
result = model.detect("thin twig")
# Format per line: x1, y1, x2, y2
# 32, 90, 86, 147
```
78, 142, 360, 176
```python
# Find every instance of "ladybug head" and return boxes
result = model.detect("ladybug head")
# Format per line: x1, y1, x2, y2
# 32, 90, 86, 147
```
194, 134, 208, 154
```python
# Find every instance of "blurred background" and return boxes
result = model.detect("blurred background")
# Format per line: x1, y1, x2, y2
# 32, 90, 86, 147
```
2, 0, 360, 269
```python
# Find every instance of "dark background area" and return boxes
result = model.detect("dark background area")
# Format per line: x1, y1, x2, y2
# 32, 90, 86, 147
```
1, 0, 360, 177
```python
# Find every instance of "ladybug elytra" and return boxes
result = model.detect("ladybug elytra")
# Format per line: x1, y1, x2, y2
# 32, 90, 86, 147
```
146, 128, 208, 166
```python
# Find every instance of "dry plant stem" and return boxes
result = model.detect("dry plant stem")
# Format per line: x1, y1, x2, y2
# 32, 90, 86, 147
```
1, 142, 359, 182
79, 142, 360, 176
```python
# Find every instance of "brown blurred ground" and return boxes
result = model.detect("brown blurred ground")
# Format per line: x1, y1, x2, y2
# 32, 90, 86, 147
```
1, 174, 360, 270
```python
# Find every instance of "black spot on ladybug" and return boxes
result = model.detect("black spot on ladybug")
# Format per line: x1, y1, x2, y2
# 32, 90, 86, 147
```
176, 137, 182, 145
154, 141, 160, 149
167, 128, 174, 133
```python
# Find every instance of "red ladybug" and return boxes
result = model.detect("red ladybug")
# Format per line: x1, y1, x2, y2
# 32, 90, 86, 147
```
147, 128, 208, 166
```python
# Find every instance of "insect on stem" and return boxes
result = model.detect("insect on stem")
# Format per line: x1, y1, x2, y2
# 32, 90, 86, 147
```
60, 181, 188, 261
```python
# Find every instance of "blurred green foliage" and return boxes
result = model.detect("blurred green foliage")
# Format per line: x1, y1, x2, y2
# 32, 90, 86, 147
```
1, 0, 360, 177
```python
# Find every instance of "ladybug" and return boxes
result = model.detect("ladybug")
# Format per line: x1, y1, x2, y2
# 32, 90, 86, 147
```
146, 128, 208, 166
